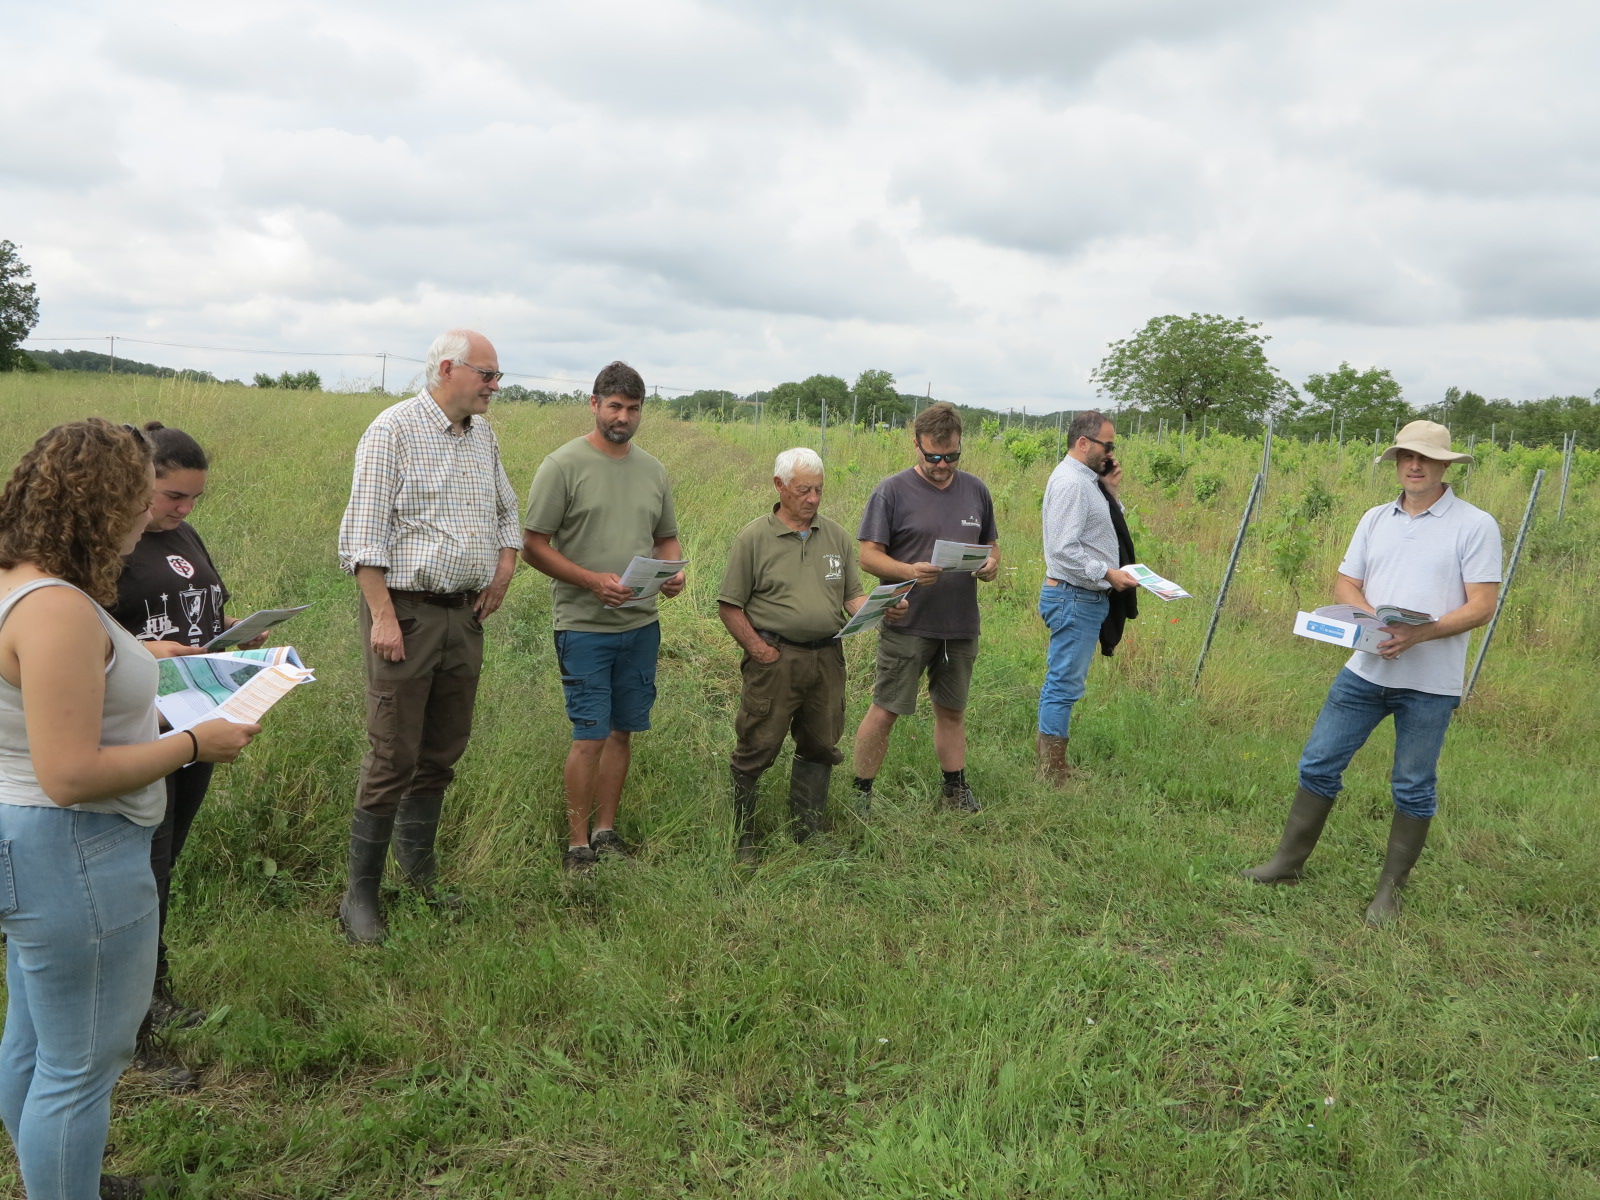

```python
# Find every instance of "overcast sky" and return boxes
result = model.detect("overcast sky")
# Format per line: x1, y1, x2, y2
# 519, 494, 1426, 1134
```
5, 0, 1596, 409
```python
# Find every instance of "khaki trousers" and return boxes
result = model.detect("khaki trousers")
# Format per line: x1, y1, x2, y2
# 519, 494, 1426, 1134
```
355, 593, 484, 816
730, 643, 846, 776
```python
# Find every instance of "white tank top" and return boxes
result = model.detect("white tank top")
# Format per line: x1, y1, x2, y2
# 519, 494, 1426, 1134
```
0, 577, 165, 826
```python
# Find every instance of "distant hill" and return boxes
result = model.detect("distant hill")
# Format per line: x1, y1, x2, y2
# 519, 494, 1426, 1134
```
26, 348, 219, 382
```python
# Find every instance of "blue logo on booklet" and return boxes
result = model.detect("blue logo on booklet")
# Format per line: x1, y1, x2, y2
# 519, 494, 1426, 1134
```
1306, 621, 1345, 638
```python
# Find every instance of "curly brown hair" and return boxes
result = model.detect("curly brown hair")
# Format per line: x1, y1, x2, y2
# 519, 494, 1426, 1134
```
0, 418, 153, 606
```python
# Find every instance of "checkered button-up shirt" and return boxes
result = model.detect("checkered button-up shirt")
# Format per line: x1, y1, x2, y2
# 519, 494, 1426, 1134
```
337, 393, 522, 593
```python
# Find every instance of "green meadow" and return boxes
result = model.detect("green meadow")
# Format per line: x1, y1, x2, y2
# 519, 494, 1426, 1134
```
1, 372, 1597, 1199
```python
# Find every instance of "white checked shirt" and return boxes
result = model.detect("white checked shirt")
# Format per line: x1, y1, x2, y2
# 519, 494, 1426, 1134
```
338, 393, 523, 593
1041, 456, 1120, 590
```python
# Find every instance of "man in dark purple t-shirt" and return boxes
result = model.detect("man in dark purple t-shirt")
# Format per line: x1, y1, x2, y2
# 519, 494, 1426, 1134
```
852, 403, 999, 812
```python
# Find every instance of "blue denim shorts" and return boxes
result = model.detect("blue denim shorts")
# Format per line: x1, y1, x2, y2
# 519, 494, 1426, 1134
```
553, 623, 661, 741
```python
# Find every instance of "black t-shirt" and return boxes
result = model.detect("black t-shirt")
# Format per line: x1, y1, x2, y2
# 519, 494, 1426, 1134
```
110, 522, 230, 646
856, 467, 998, 640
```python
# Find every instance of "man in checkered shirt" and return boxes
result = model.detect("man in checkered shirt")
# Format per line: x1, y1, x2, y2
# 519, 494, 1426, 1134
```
335, 329, 522, 944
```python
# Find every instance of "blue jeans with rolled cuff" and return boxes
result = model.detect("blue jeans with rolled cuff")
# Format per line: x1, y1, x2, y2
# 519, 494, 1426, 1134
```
1297, 668, 1461, 819
0, 805, 158, 1200
1037, 581, 1110, 739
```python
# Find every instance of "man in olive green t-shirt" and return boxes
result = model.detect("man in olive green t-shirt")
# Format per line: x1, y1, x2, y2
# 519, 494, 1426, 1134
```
718, 447, 890, 864
522, 361, 684, 872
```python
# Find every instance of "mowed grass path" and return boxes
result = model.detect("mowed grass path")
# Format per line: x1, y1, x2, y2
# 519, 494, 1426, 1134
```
1, 374, 1597, 1199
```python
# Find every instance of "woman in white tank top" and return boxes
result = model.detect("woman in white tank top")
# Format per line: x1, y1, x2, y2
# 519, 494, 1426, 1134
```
0, 420, 259, 1200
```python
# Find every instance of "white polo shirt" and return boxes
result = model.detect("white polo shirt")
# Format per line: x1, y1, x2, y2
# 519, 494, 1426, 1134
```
1338, 485, 1502, 697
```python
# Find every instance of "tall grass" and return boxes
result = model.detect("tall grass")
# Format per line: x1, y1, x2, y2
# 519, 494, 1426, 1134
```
1, 375, 1596, 1198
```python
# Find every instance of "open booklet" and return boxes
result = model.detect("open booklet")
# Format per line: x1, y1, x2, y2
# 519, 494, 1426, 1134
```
835, 580, 917, 638
1125, 563, 1191, 601
156, 646, 315, 732
617, 556, 689, 607
202, 604, 313, 651
930, 540, 994, 572
1312, 603, 1434, 627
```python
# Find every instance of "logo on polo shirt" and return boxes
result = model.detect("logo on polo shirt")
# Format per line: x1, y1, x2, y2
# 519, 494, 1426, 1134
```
961, 516, 980, 529
824, 554, 843, 580
166, 555, 196, 579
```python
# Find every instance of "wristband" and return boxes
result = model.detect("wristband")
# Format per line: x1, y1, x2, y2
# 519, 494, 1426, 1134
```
183, 729, 200, 767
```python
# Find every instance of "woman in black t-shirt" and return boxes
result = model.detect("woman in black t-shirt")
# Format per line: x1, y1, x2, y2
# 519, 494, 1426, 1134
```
108, 423, 265, 1058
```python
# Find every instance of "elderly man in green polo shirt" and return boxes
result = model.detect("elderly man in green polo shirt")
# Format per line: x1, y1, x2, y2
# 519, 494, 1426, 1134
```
718, 447, 898, 863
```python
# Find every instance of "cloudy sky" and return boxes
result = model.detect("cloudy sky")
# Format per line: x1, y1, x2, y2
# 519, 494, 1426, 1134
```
5, 0, 1596, 409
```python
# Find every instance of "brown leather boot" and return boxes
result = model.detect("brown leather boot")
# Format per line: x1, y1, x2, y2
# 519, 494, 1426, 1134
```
1036, 734, 1070, 786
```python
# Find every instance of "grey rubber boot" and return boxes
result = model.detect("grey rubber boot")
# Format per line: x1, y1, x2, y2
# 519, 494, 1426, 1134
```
339, 809, 394, 945
1364, 813, 1432, 927
732, 766, 762, 865
788, 757, 832, 843
1240, 787, 1335, 884
393, 792, 460, 907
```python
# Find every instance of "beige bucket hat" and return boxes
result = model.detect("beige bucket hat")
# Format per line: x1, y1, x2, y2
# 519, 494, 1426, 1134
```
1377, 420, 1473, 463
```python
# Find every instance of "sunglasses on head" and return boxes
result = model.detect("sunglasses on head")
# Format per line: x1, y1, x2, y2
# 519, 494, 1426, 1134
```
916, 439, 961, 464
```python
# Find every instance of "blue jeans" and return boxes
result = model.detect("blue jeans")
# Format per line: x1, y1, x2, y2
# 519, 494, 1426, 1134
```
1298, 668, 1461, 819
554, 623, 661, 741
0, 806, 158, 1199
1037, 582, 1109, 738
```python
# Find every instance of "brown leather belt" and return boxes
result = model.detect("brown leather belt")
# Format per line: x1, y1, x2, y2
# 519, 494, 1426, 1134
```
389, 588, 479, 609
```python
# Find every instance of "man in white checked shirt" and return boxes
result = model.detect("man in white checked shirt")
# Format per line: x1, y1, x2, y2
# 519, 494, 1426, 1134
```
335, 329, 522, 944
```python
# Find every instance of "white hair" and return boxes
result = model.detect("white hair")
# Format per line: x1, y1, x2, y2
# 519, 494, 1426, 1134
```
774, 447, 824, 485
425, 329, 474, 389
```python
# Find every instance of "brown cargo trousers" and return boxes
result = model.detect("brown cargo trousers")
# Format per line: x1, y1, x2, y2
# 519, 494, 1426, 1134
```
730, 640, 847, 776
355, 592, 484, 815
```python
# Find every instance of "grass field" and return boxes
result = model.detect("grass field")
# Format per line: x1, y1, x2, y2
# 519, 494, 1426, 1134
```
1, 373, 1597, 1199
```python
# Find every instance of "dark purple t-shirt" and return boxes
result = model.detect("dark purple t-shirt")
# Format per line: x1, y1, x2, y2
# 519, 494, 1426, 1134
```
857, 467, 998, 640
110, 522, 230, 646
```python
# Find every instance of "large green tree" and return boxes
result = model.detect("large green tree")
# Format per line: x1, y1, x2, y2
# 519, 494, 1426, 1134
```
1300, 362, 1408, 438
1090, 313, 1297, 429
0, 241, 41, 372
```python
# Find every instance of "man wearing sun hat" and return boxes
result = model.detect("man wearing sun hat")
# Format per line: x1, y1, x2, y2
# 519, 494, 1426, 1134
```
1241, 420, 1502, 926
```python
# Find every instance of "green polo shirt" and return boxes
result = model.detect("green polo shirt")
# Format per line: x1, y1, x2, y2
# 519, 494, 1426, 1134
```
719, 507, 864, 643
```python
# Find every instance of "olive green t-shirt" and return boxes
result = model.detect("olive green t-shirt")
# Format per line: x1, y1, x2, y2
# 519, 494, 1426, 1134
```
523, 436, 678, 633
718, 508, 864, 643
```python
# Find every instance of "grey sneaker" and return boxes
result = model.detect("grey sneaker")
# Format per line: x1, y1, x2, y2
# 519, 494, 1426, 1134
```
562, 845, 598, 874
590, 829, 634, 857
940, 780, 981, 813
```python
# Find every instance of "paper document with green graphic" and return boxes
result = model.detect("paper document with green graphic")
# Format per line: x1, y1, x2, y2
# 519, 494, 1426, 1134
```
617, 556, 689, 607
1126, 563, 1191, 601
835, 580, 916, 638
156, 647, 315, 731
930, 540, 994, 572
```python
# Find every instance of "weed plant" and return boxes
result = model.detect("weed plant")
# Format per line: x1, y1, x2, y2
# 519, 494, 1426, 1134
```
0, 375, 1596, 1197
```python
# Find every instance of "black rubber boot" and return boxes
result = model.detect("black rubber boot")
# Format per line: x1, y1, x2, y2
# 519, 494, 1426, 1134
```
393, 792, 460, 907
339, 809, 394, 945
100, 1174, 174, 1199
148, 967, 205, 1032
732, 766, 762, 865
1241, 787, 1335, 884
788, 757, 832, 843
1364, 813, 1432, 927
131, 1011, 198, 1093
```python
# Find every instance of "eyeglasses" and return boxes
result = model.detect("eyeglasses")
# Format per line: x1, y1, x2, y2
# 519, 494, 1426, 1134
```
453, 360, 504, 384
916, 439, 961, 464
1082, 435, 1115, 453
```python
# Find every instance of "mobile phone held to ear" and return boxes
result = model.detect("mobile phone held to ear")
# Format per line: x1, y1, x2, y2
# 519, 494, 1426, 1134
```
1096, 454, 1118, 477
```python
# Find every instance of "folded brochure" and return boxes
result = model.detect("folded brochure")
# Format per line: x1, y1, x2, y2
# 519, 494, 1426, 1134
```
202, 604, 312, 651
156, 646, 315, 731
835, 580, 916, 638
1126, 563, 1190, 601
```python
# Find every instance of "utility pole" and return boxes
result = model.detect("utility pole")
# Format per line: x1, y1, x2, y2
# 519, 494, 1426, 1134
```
108, 335, 116, 374
379, 352, 387, 392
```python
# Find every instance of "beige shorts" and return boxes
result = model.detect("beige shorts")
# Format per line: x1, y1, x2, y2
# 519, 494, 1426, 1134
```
871, 626, 978, 715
